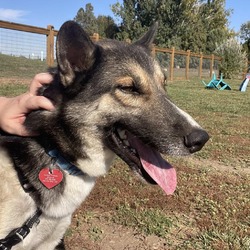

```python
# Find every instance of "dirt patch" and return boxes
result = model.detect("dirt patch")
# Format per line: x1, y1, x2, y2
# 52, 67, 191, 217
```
65, 214, 168, 250
184, 156, 250, 174
63, 158, 250, 249
0, 77, 31, 86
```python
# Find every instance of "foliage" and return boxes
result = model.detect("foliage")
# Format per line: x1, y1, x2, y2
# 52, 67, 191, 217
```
215, 38, 247, 78
111, 0, 232, 53
96, 15, 118, 39
74, 3, 118, 38
240, 21, 250, 41
74, 4, 98, 35
240, 21, 250, 61
198, 0, 232, 53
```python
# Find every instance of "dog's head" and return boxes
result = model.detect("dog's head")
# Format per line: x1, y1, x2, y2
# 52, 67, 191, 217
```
29, 21, 209, 195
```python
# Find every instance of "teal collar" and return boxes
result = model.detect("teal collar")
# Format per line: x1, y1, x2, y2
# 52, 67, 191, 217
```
47, 149, 84, 176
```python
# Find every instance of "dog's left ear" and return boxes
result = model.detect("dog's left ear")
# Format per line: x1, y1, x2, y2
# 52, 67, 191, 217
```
56, 21, 97, 86
133, 22, 158, 49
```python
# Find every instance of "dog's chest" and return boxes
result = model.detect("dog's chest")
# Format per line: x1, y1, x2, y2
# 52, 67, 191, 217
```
0, 149, 96, 249
42, 174, 96, 217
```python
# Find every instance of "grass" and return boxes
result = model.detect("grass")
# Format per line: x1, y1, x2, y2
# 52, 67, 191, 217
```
0, 55, 249, 249
167, 79, 250, 168
0, 84, 28, 96
86, 156, 249, 249
0, 53, 48, 83
114, 201, 173, 237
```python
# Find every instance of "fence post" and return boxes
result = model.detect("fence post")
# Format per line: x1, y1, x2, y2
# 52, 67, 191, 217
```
170, 47, 175, 81
199, 52, 203, 78
186, 50, 190, 80
210, 54, 214, 78
46, 25, 54, 67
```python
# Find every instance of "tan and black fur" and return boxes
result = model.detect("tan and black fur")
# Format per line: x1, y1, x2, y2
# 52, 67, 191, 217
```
0, 21, 209, 249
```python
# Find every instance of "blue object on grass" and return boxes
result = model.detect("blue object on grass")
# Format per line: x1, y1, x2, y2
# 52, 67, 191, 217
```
202, 73, 231, 90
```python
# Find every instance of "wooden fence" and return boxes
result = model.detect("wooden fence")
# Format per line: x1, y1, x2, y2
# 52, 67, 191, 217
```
0, 20, 249, 80
152, 46, 221, 81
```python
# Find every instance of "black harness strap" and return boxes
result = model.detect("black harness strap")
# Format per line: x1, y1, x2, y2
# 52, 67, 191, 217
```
0, 209, 42, 250
0, 161, 42, 250
0, 135, 47, 249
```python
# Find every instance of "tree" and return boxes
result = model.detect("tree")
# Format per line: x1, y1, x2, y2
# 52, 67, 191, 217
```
240, 21, 250, 41
96, 15, 118, 39
240, 21, 250, 60
74, 3, 118, 38
111, 0, 146, 40
112, 0, 232, 53
199, 0, 232, 53
74, 3, 98, 35
215, 38, 247, 79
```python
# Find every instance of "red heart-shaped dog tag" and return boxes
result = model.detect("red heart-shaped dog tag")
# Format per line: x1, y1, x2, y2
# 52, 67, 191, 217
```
39, 168, 63, 189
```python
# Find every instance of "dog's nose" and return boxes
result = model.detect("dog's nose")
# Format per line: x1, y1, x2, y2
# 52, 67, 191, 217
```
184, 129, 209, 153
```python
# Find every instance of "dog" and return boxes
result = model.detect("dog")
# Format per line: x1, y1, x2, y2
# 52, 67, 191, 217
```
0, 21, 209, 249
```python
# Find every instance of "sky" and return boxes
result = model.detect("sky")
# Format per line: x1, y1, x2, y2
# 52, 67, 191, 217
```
0, 0, 249, 32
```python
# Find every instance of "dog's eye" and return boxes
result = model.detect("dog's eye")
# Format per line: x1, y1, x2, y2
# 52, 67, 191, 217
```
116, 77, 140, 95
118, 84, 140, 94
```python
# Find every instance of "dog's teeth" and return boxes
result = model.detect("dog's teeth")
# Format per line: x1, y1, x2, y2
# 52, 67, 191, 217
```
123, 140, 130, 146
118, 129, 127, 139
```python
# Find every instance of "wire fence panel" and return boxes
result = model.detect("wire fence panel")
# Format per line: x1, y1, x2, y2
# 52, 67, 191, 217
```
0, 28, 49, 83
0, 20, 248, 83
156, 52, 170, 74
173, 54, 186, 79
0, 28, 47, 59
0, 21, 58, 84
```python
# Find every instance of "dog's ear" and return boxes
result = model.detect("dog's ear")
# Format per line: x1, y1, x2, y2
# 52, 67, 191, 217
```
56, 21, 97, 86
133, 22, 158, 49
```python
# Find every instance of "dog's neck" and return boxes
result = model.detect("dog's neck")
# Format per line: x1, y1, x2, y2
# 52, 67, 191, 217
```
47, 149, 84, 176
2, 135, 96, 217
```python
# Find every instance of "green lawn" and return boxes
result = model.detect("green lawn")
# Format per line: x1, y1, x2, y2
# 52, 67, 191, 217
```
167, 79, 250, 168
0, 53, 48, 81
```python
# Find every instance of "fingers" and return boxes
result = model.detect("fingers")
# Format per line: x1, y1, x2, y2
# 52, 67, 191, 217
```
0, 73, 55, 137
12, 125, 38, 137
24, 95, 55, 112
0, 115, 31, 137
14, 126, 33, 137
28, 73, 55, 111
29, 73, 53, 95
12, 95, 54, 136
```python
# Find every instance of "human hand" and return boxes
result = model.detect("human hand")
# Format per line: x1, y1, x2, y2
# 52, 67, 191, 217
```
0, 73, 55, 136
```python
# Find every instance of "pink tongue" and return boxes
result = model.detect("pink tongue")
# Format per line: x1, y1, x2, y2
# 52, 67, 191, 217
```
127, 133, 177, 195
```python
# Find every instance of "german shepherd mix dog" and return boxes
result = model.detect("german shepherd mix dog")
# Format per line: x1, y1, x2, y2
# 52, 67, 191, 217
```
0, 21, 209, 249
